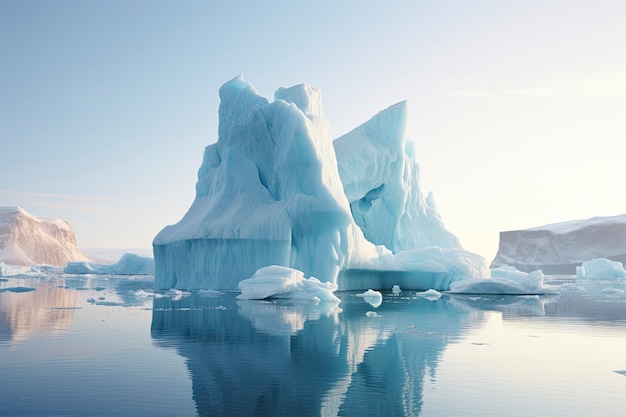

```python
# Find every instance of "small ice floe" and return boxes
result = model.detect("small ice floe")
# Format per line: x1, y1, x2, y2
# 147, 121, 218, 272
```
0, 286, 36, 293
356, 289, 383, 308
601, 287, 625, 296
128, 289, 151, 298
198, 289, 222, 297
311, 296, 321, 304
365, 311, 378, 317
392, 284, 401, 294
415, 289, 442, 300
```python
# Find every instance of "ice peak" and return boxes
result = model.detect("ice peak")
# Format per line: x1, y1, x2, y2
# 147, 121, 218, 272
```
274, 83, 324, 118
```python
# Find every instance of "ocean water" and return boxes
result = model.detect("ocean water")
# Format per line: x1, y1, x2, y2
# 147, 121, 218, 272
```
1, 273, 625, 417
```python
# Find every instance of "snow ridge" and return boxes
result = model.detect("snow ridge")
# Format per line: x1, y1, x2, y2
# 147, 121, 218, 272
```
0, 206, 89, 266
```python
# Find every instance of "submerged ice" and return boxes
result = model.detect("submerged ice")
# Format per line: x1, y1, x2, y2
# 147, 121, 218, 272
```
153, 75, 488, 291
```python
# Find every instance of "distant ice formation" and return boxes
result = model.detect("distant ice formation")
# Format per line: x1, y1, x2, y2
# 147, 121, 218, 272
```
491, 214, 626, 274
153, 75, 488, 291
64, 253, 155, 275
449, 267, 554, 295
0, 206, 89, 267
576, 258, 626, 280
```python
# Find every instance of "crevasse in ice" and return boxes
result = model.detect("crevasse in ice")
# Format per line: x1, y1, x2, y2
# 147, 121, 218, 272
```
153, 75, 488, 290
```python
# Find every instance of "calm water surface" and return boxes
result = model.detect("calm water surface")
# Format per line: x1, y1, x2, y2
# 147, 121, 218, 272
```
1, 273, 625, 416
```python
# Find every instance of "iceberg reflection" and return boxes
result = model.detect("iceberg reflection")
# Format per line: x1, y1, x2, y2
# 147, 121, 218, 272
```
151, 291, 482, 416
0, 278, 77, 343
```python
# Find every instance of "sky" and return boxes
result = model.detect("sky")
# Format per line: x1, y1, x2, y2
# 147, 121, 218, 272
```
1, 0, 625, 261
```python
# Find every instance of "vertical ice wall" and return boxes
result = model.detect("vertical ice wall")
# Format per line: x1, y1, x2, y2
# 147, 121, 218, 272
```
334, 101, 461, 253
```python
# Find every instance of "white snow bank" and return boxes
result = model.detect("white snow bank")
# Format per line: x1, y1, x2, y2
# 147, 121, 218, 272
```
576, 258, 626, 280
64, 253, 155, 275
449, 268, 553, 295
237, 265, 340, 302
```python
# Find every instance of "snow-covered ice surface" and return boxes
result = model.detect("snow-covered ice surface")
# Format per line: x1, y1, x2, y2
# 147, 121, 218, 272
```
153, 75, 488, 291
492, 214, 626, 274
64, 253, 155, 275
0, 206, 89, 266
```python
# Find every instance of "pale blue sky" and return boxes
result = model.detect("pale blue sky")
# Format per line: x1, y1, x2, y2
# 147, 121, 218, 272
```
1, 0, 625, 261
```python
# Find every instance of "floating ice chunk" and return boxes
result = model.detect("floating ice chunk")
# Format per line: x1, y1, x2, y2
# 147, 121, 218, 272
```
392, 284, 401, 293
601, 287, 625, 296
576, 258, 626, 280
165, 289, 191, 301
128, 290, 151, 298
237, 265, 340, 301
365, 311, 379, 317
198, 289, 222, 297
449, 270, 553, 295
356, 289, 383, 308
415, 289, 442, 300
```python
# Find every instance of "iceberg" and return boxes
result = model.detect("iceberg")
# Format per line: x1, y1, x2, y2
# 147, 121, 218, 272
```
64, 253, 155, 275
153, 75, 488, 291
334, 101, 461, 252
0, 206, 89, 267
491, 214, 626, 274
576, 258, 626, 280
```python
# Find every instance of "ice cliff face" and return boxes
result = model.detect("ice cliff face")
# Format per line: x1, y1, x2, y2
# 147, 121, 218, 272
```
491, 214, 626, 274
153, 75, 487, 290
0, 206, 89, 266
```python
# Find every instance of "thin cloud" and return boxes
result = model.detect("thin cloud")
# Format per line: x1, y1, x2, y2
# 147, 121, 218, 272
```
503, 88, 559, 97
0, 190, 110, 202
446, 90, 498, 98
0, 190, 129, 215
568, 71, 626, 98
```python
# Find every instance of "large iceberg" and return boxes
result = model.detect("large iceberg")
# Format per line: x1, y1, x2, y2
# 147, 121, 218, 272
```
153, 75, 488, 290
0, 206, 89, 267
491, 214, 626, 274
